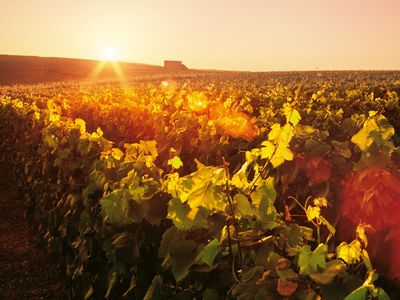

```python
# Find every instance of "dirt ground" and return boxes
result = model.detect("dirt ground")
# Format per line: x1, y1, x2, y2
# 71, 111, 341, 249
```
0, 166, 67, 300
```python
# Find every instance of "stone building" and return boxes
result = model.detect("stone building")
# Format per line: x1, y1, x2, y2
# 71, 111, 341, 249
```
164, 60, 188, 71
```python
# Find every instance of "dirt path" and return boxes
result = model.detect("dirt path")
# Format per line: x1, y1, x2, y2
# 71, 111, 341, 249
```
0, 166, 67, 300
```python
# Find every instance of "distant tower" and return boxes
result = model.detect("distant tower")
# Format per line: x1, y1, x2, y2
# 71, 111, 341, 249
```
164, 60, 188, 71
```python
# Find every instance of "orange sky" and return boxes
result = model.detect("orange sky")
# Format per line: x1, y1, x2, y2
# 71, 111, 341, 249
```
0, 0, 399, 71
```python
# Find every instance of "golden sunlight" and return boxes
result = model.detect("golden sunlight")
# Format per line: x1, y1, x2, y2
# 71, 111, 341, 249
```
102, 48, 117, 61
89, 49, 126, 82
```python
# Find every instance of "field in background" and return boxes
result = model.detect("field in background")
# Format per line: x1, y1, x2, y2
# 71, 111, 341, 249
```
0, 55, 166, 85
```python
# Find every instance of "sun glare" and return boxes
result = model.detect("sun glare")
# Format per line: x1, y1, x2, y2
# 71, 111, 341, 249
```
102, 48, 117, 61
90, 47, 126, 83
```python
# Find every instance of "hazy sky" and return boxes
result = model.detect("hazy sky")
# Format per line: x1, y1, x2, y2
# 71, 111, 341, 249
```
1, 0, 399, 71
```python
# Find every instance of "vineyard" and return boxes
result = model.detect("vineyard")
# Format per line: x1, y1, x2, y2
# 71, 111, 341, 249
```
0, 71, 400, 299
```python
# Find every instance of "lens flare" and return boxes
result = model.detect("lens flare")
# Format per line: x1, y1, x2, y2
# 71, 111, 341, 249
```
160, 79, 177, 92
341, 167, 400, 230
339, 166, 400, 281
187, 91, 208, 112
210, 103, 258, 141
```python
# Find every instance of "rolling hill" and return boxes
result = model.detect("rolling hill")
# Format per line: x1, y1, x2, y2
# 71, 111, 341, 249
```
0, 55, 166, 85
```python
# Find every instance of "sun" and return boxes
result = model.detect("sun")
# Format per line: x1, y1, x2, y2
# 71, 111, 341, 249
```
91, 47, 126, 82
102, 48, 117, 61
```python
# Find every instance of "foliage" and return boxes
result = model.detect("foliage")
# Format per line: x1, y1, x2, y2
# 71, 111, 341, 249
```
0, 71, 399, 299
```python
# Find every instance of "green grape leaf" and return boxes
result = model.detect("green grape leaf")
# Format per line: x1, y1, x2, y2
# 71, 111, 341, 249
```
159, 227, 183, 259
166, 172, 188, 201
295, 124, 316, 138
376, 288, 391, 300
167, 197, 192, 230
231, 266, 265, 298
309, 260, 346, 285
344, 286, 368, 300
77, 137, 91, 156
191, 206, 210, 229
196, 239, 221, 266
250, 177, 278, 226
231, 162, 249, 189
298, 244, 327, 275
185, 167, 226, 211
251, 177, 277, 206
169, 240, 197, 282
333, 140, 352, 159
304, 139, 331, 157
100, 189, 132, 226
371, 118, 395, 145
350, 115, 394, 152
158, 227, 197, 282
235, 194, 257, 218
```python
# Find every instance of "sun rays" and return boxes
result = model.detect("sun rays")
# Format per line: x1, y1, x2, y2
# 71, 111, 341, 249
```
89, 48, 126, 82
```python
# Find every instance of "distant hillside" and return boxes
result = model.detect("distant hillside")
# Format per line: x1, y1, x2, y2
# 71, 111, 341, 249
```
0, 55, 166, 85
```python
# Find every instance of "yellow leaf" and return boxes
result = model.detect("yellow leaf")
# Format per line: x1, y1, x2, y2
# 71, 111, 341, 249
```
314, 197, 328, 207
270, 145, 293, 167
336, 240, 362, 264
284, 105, 301, 126
74, 118, 86, 134
306, 206, 320, 221
351, 119, 377, 151
168, 156, 183, 169
111, 148, 124, 160
356, 223, 373, 247
261, 141, 275, 159
49, 113, 60, 122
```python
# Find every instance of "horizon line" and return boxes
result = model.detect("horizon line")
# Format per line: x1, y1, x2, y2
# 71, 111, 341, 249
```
1, 53, 400, 73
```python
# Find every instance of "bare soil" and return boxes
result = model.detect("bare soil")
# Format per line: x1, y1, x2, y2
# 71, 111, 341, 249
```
0, 166, 67, 300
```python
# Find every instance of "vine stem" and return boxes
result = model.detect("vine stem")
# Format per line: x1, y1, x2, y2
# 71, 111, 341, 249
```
289, 195, 321, 244
223, 157, 243, 276
316, 224, 321, 245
